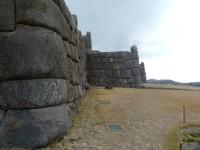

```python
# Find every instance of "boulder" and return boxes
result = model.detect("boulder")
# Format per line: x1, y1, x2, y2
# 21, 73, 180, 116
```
0, 104, 72, 149
0, 25, 68, 81
0, 79, 67, 109
0, 0, 15, 31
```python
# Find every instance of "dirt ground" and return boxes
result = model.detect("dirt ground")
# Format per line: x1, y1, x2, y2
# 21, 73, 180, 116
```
44, 84, 200, 150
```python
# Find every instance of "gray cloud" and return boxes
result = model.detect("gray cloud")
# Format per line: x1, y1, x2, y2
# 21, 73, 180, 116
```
66, 0, 172, 53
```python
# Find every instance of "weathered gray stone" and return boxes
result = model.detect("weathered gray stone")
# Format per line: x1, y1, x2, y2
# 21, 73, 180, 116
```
133, 59, 140, 67
99, 76, 108, 83
92, 52, 101, 57
126, 52, 133, 60
132, 52, 139, 59
73, 64, 80, 85
111, 63, 120, 70
0, 25, 68, 81
121, 70, 131, 79
128, 77, 136, 84
84, 32, 92, 50
98, 63, 111, 70
72, 14, 78, 26
113, 58, 119, 63
91, 70, 99, 77
131, 45, 138, 53
100, 52, 107, 57
88, 77, 98, 83
0, 110, 5, 123
118, 51, 127, 58
135, 76, 142, 84
101, 58, 108, 63
121, 79, 128, 85
99, 70, 106, 75
0, 104, 72, 149
70, 44, 78, 62
66, 81, 74, 103
52, 0, 65, 12
107, 52, 113, 58
16, 0, 63, 35
113, 70, 120, 78
86, 63, 97, 70
132, 68, 141, 76
106, 70, 113, 77
0, 79, 67, 109
0, 0, 15, 31
64, 41, 72, 58
125, 60, 133, 69
119, 63, 125, 69
108, 78, 117, 85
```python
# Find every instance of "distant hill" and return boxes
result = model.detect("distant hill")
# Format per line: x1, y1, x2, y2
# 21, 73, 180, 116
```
147, 79, 200, 87
188, 82, 200, 87
147, 79, 189, 86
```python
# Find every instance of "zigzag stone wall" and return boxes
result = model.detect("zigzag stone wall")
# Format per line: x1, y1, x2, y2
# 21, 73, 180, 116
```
86, 46, 144, 88
0, 0, 87, 148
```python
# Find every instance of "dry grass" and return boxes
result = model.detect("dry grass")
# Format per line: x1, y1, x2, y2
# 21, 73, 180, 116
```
44, 84, 200, 149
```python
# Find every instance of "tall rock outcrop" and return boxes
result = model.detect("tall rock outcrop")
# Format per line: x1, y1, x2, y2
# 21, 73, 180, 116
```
0, 0, 87, 148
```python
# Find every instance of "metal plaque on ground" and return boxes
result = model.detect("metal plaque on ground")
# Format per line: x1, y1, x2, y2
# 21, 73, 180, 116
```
106, 123, 124, 132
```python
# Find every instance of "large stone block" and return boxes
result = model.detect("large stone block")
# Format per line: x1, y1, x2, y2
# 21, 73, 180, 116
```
86, 62, 97, 70
125, 60, 133, 69
88, 77, 98, 83
128, 77, 136, 84
111, 63, 120, 70
0, 0, 15, 31
52, 0, 65, 12
16, 0, 68, 38
113, 70, 120, 78
132, 68, 141, 76
135, 76, 142, 84
66, 81, 74, 103
126, 52, 133, 60
106, 70, 113, 77
91, 70, 99, 77
0, 104, 72, 149
133, 59, 140, 67
118, 51, 127, 58
0, 110, 5, 123
64, 41, 72, 58
0, 25, 68, 81
98, 63, 111, 70
121, 70, 131, 79
0, 79, 67, 109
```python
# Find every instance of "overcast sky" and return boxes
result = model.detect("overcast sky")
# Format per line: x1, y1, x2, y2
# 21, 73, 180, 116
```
66, 0, 200, 83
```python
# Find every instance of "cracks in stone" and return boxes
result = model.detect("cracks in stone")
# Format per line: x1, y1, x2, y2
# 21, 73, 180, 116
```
0, 109, 6, 127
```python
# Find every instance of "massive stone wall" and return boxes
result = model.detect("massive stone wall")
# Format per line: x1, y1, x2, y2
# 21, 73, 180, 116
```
0, 0, 86, 148
140, 62, 147, 83
86, 46, 144, 88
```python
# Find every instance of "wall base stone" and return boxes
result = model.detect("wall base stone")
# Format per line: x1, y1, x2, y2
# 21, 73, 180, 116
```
0, 104, 72, 149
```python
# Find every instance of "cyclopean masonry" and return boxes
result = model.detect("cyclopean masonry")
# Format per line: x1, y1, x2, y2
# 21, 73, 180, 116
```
0, 0, 147, 149
85, 37, 146, 88
0, 0, 87, 148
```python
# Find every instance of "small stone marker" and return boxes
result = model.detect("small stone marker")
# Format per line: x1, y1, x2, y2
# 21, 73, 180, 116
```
106, 123, 124, 132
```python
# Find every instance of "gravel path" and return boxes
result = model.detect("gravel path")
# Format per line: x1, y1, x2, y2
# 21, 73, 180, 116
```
45, 85, 200, 150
